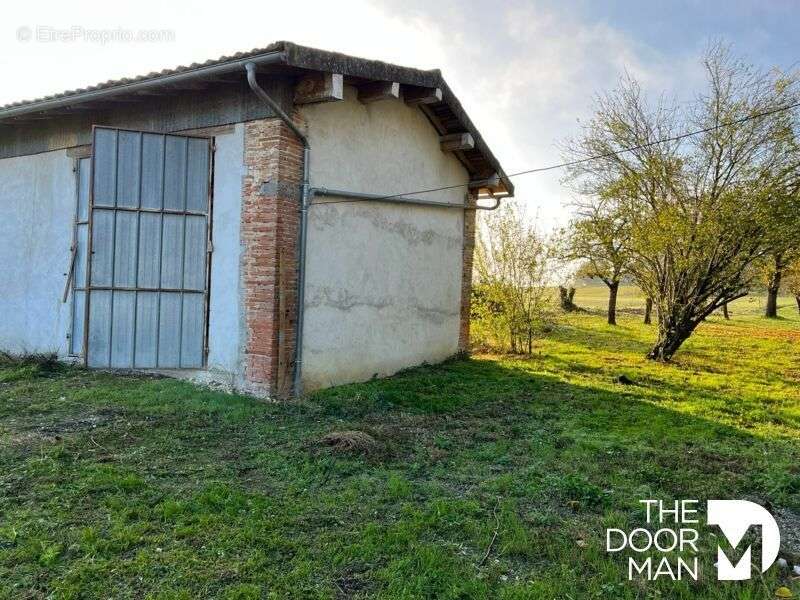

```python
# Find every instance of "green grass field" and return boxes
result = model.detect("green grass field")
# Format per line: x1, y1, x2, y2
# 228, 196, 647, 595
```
1, 287, 799, 599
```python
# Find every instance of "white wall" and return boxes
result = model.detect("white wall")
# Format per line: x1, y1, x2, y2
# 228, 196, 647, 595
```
300, 85, 468, 390
205, 124, 245, 381
0, 127, 245, 382
0, 150, 75, 356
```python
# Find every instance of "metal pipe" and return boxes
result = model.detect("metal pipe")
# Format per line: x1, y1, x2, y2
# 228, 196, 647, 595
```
312, 187, 463, 209
245, 64, 501, 399
311, 187, 504, 211
294, 147, 310, 398
244, 62, 310, 399
1, 51, 286, 121
245, 63, 308, 146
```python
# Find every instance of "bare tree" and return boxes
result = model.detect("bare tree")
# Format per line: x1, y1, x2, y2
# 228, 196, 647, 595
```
563, 45, 800, 360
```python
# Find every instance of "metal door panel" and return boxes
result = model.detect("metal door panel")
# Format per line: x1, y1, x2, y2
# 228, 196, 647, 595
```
186, 138, 210, 212
92, 128, 117, 207
164, 136, 187, 211
134, 292, 159, 367
75, 224, 88, 288
69, 157, 91, 356
116, 131, 142, 208
90, 209, 115, 286
88, 290, 112, 367
110, 291, 136, 367
85, 127, 211, 369
71, 290, 86, 356
77, 159, 90, 221
113, 211, 138, 287
183, 216, 207, 291
137, 213, 162, 288
157, 292, 182, 368
181, 294, 204, 367
141, 134, 164, 210
160, 214, 185, 288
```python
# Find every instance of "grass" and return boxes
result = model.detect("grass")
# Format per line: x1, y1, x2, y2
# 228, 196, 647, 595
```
1, 288, 799, 598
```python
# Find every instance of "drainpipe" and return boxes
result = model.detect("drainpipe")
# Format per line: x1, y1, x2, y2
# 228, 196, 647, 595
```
245, 62, 310, 399
246, 62, 506, 398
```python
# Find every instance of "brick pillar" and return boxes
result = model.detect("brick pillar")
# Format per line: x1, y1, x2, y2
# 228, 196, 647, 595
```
240, 116, 304, 397
459, 193, 478, 352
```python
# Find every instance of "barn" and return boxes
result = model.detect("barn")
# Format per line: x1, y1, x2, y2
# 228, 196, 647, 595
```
0, 41, 513, 398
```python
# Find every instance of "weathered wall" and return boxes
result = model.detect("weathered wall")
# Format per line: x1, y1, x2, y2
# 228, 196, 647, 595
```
238, 117, 303, 398
0, 78, 293, 160
0, 150, 75, 355
204, 124, 245, 381
0, 127, 246, 384
300, 85, 469, 390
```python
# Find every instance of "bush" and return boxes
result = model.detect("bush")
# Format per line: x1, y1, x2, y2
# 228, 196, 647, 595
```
0, 352, 64, 382
471, 205, 556, 353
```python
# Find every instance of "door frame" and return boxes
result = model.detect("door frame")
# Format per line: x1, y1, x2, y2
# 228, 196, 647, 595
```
83, 125, 215, 369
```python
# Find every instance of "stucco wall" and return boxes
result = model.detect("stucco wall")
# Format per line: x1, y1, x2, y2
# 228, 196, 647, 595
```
300, 85, 469, 390
205, 124, 245, 382
0, 127, 245, 383
0, 150, 75, 356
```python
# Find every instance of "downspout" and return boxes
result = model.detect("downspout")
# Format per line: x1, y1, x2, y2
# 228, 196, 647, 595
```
245, 61, 310, 399
246, 61, 506, 397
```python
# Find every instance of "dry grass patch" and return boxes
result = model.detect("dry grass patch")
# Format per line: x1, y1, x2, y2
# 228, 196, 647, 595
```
317, 430, 378, 455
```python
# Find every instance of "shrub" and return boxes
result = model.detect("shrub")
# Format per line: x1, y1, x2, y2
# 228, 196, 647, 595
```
471, 205, 556, 353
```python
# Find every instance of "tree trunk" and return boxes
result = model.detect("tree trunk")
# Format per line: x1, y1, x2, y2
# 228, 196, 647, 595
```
765, 254, 784, 318
722, 303, 730, 320
647, 312, 701, 362
796, 295, 800, 314
607, 280, 619, 325
643, 298, 653, 325
559, 286, 578, 312
765, 287, 780, 318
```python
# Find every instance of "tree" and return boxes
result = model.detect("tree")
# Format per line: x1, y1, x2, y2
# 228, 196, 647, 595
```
563, 45, 800, 361
644, 297, 654, 324
785, 259, 800, 314
564, 199, 631, 324
761, 239, 800, 317
472, 205, 555, 353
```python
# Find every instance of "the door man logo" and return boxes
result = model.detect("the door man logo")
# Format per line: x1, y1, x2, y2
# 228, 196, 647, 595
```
606, 499, 781, 581
708, 500, 781, 581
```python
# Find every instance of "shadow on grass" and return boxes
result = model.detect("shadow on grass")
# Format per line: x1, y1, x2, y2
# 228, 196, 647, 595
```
553, 320, 653, 355
2, 355, 800, 598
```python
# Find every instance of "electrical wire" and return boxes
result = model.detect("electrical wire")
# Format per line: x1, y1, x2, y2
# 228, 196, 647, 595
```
312, 99, 800, 207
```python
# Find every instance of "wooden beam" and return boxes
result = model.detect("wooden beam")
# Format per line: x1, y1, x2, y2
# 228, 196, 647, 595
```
440, 132, 474, 152
357, 81, 400, 104
295, 72, 344, 104
403, 86, 442, 106
469, 172, 504, 194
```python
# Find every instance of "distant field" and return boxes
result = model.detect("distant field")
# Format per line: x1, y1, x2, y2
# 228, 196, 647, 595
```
569, 283, 798, 319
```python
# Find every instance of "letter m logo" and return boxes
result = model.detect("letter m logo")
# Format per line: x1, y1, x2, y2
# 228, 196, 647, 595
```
707, 500, 780, 581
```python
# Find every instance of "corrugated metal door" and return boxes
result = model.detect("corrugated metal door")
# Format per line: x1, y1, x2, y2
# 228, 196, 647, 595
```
85, 127, 212, 369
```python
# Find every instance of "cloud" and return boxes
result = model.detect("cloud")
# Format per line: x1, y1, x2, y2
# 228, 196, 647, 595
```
2, 0, 713, 227
367, 0, 707, 226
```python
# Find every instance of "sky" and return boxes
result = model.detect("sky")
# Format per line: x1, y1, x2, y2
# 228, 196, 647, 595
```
2, 0, 798, 228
